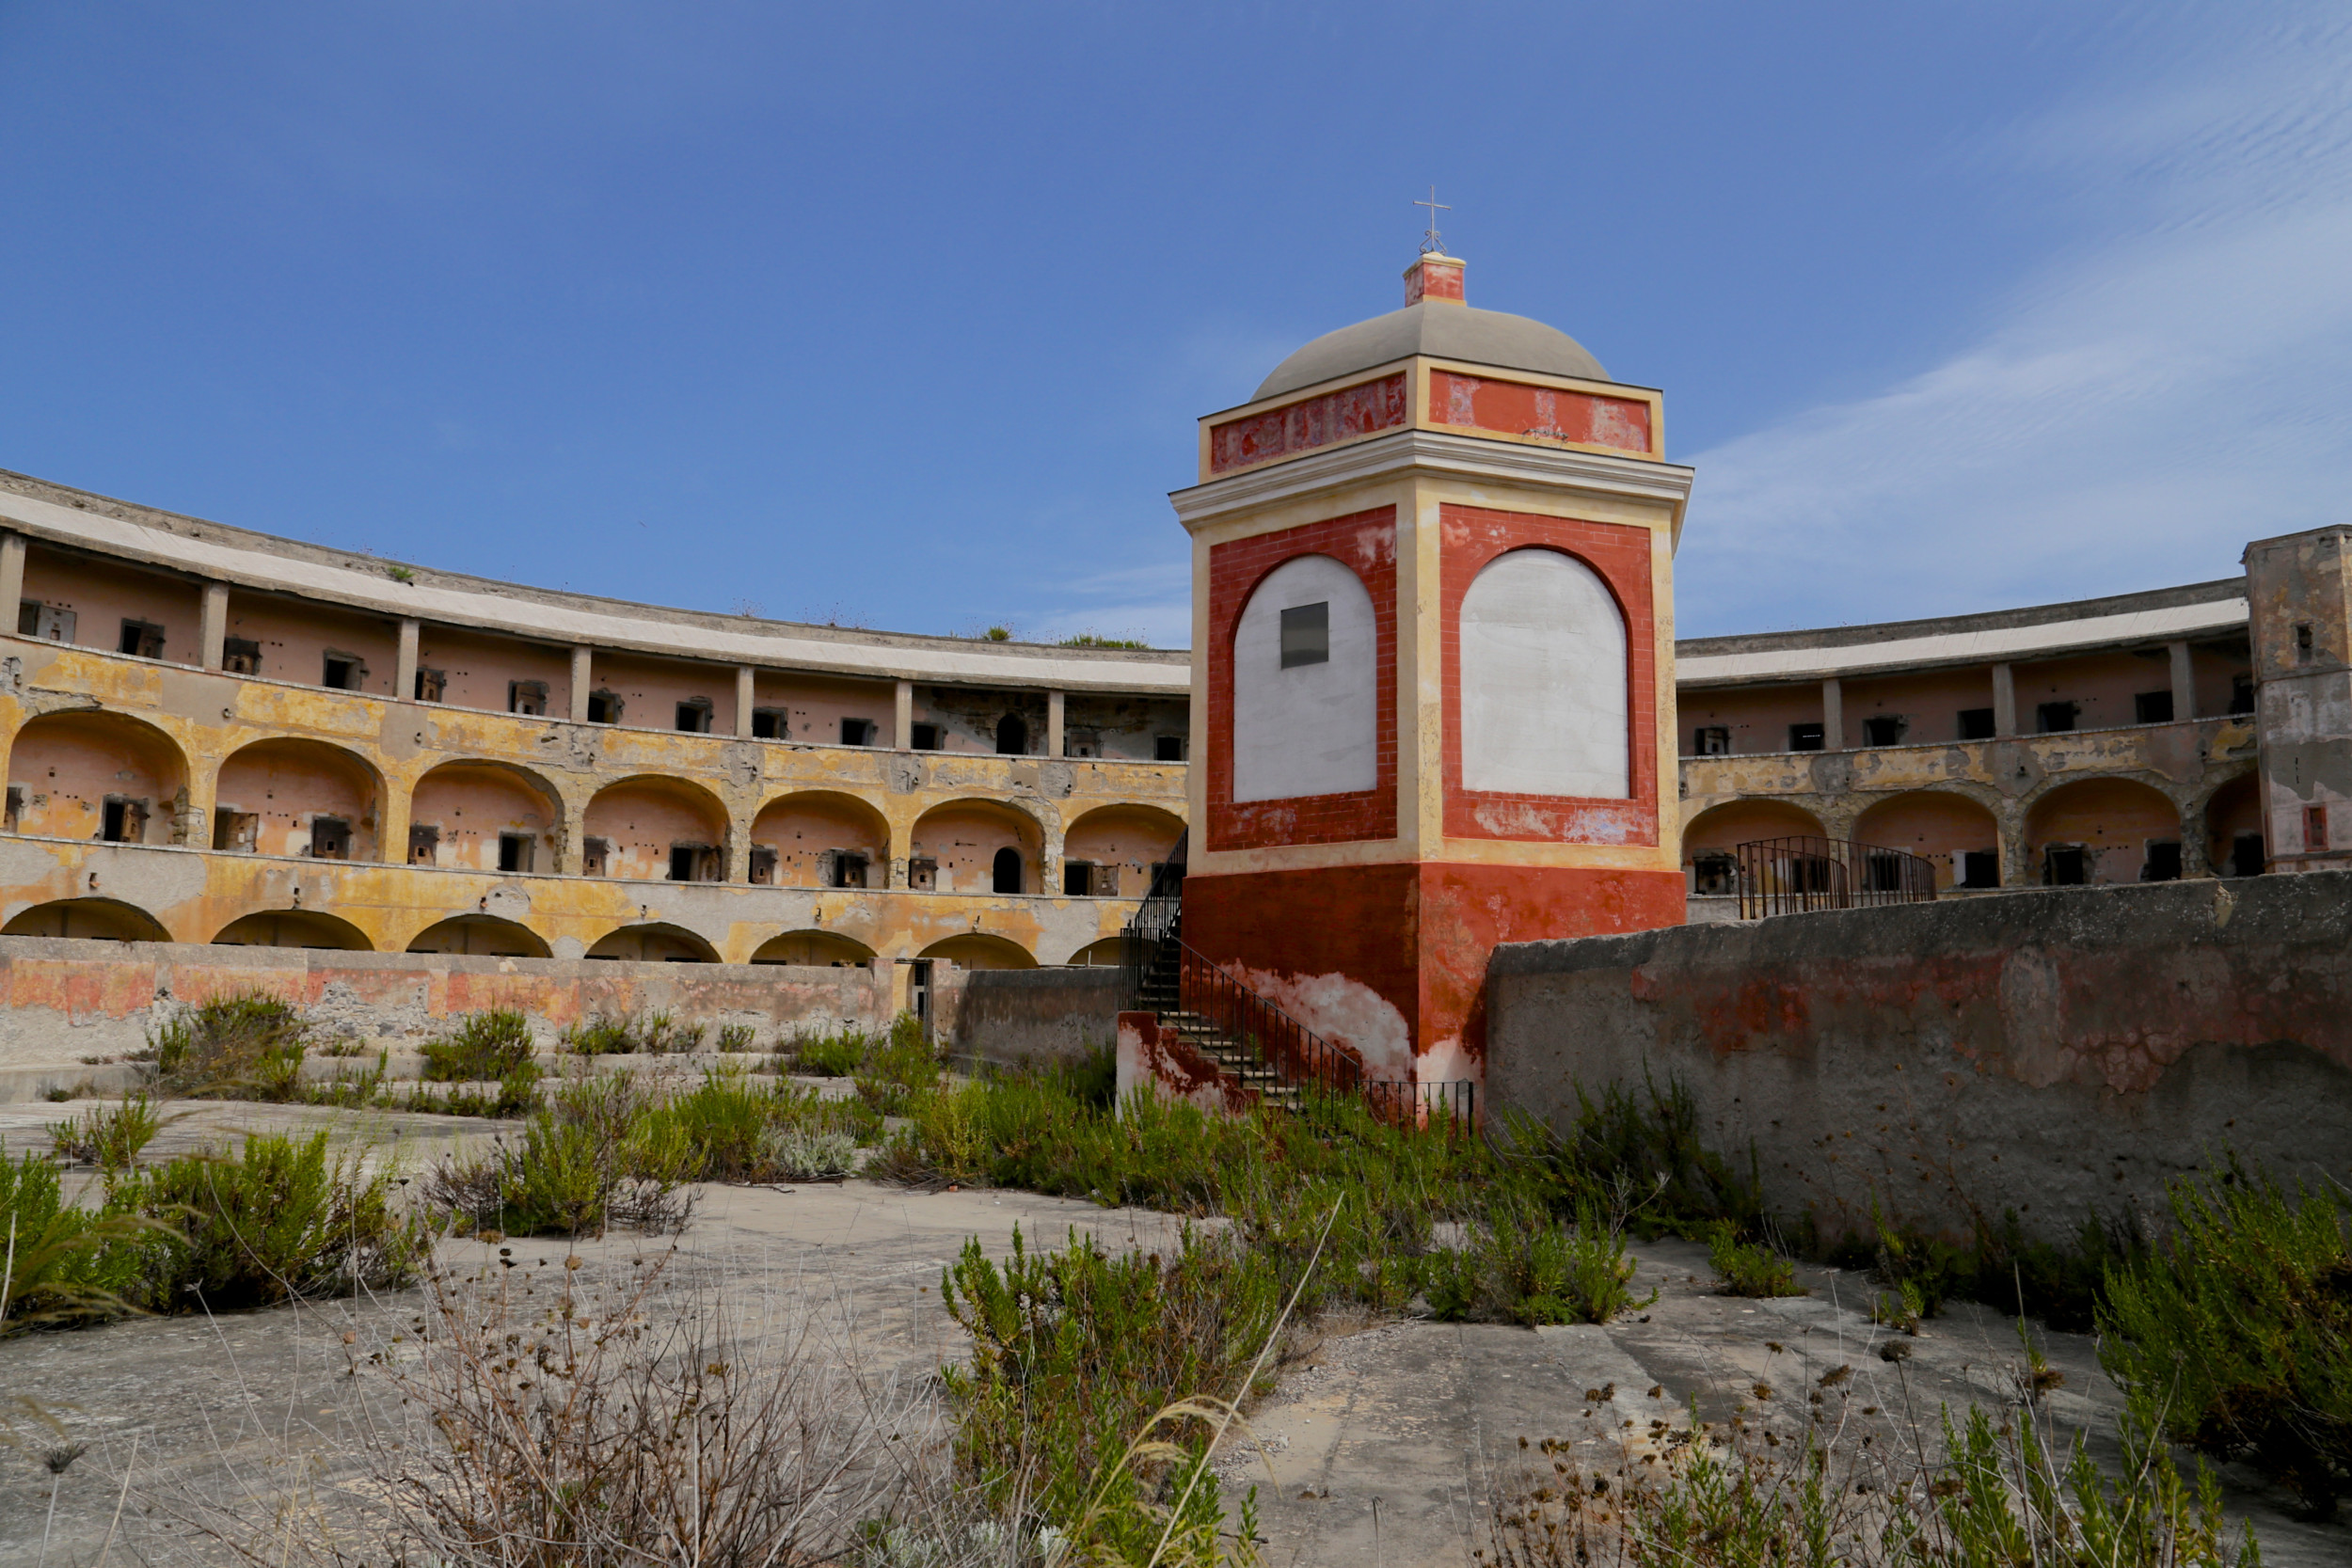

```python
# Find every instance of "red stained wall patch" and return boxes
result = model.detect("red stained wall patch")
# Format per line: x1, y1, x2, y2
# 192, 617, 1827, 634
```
1430, 372, 1653, 456
1208, 373, 1409, 474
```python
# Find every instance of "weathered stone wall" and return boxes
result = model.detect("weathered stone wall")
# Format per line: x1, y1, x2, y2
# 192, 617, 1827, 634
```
0, 934, 896, 1072
1486, 873, 2352, 1245
954, 966, 1121, 1069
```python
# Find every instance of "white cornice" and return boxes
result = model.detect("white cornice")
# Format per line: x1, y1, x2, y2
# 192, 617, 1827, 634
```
1677, 597, 2251, 686
1168, 429, 1695, 538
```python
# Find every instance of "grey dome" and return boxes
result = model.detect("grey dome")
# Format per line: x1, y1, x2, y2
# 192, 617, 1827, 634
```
1254, 301, 1610, 402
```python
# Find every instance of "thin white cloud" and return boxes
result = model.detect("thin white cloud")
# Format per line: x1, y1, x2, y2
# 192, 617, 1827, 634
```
1678, 10, 2352, 636
1020, 562, 1192, 649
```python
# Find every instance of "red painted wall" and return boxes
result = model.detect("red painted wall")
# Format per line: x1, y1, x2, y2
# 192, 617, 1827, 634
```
1429, 372, 1653, 454
1204, 509, 1399, 851
1208, 373, 1409, 475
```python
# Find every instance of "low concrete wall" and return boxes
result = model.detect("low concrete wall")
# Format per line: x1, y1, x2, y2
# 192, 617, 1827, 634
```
954, 965, 1121, 1069
0, 935, 898, 1075
1486, 873, 2352, 1245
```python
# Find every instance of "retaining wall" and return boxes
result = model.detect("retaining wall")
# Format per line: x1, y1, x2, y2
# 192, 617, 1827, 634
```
1486, 873, 2352, 1245
954, 965, 1122, 1069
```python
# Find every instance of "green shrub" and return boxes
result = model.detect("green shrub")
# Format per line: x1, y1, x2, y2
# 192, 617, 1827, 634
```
405, 1058, 541, 1118
0, 1152, 154, 1329
119, 1132, 430, 1310
560, 1009, 704, 1055
762, 1126, 856, 1180
854, 1015, 941, 1116
421, 1008, 535, 1081
1426, 1196, 1657, 1325
2100, 1163, 2352, 1515
1708, 1221, 1804, 1298
716, 1022, 755, 1053
48, 1093, 160, 1171
145, 993, 310, 1100
423, 1072, 691, 1238
1494, 1073, 1765, 1240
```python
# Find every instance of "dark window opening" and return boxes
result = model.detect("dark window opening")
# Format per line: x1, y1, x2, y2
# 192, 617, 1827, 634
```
1957, 707, 1996, 740
222, 638, 262, 676
2142, 840, 2183, 881
118, 620, 165, 659
2294, 623, 2316, 664
1960, 849, 1999, 889
322, 655, 362, 691
994, 714, 1027, 755
1691, 852, 1737, 897
2229, 674, 2255, 715
910, 722, 940, 751
2306, 805, 2330, 852
1154, 735, 1186, 763
751, 707, 787, 739
407, 824, 440, 864
213, 809, 258, 852
1788, 722, 1825, 752
1862, 851, 1909, 893
509, 681, 549, 717
827, 850, 869, 890
992, 846, 1022, 894
1064, 860, 1096, 897
100, 797, 147, 844
2037, 701, 2078, 734
907, 856, 938, 891
1860, 715, 1907, 748
2230, 832, 2265, 878
4, 784, 21, 832
498, 832, 533, 874
414, 667, 446, 703
2134, 690, 2175, 724
1279, 601, 1329, 668
1693, 726, 1730, 756
675, 700, 713, 734
586, 690, 621, 725
748, 847, 777, 884
669, 845, 700, 881
2043, 845, 2088, 886
581, 836, 610, 877
310, 817, 351, 861
841, 717, 876, 747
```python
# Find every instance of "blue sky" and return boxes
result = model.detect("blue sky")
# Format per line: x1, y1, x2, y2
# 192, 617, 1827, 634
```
3, 3, 2345, 644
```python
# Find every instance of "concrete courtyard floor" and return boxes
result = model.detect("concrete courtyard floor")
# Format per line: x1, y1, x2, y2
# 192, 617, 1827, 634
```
0, 1101, 2340, 1565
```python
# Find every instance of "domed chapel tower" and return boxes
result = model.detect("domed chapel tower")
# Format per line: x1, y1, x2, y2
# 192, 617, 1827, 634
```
1168, 248, 1695, 1093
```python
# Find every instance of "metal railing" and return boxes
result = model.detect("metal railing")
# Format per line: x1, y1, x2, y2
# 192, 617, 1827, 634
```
1734, 835, 1937, 919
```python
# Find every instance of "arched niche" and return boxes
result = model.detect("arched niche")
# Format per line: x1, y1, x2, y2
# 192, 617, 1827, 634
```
2201, 771, 2265, 877
405, 913, 553, 958
909, 800, 1042, 896
749, 790, 890, 889
1231, 554, 1376, 803
750, 929, 878, 967
1459, 548, 1629, 798
408, 761, 561, 874
1852, 791, 2001, 890
917, 932, 1037, 970
1061, 804, 1184, 898
581, 776, 730, 882
7, 711, 190, 845
214, 739, 384, 862
2, 897, 172, 942
1678, 799, 1826, 895
1063, 936, 1124, 966
2024, 777, 2183, 885
585, 922, 721, 962
213, 909, 373, 951
994, 713, 1028, 755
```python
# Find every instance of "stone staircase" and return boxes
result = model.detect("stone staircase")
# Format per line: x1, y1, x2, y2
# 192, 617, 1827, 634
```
1127, 906, 1304, 1114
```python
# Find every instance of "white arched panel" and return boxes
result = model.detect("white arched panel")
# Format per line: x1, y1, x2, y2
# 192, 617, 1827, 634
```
1460, 548, 1629, 799
1232, 554, 1377, 803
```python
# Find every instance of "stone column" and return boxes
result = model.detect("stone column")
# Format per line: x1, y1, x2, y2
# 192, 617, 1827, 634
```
569, 645, 593, 722
0, 533, 24, 626
2169, 640, 2195, 721
1991, 662, 2018, 737
200, 583, 230, 671
894, 679, 914, 748
1820, 678, 1845, 752
734, 666, 755, 738
395, 618, 421, 703
1047, 689, 1066, 757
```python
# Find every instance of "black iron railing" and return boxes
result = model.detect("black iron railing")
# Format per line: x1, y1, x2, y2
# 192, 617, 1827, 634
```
1734, 835, 1937, 919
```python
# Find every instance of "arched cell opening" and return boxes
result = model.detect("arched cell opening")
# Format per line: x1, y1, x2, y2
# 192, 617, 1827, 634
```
407, 761, 560, 873
1232, 554, 1376, 803
1851, 792, 2002, 891
1064, 936, 1124, 967
214, 739, 383, 862
908, 800, 1042, 896
2201, 772, 2265, 877
2, 897, 171, 942
748, 790, 889, 889
994, 713, 1028, 755
918, 933, 1037, 970
213, 910, 373, 951
1060, 804, 1184, 898
405, 914, 553, 958
580, 777, 729, 882
1678, 799, 1826, 896
1459, 548, 1629, 798
750, 929, 877, 967
7, 711, 189, 844
585, 922, 721, 962
2024, 777, 2184, 885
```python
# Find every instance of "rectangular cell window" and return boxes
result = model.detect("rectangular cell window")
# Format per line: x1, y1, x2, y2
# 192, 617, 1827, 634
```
2143, 840, 2183, 881
586, 691, 621, 724
1279, 601, 1328, 669
1691, 852, 1736, 896
414, 668, 446, 703
1960, 849, 1999, 889
669, 845, 699, 880
1154, 735, 1186, 762
407, 824, 440, 864
910, 722, 941, 751
1064, 860, 1095, 896
310, 817, 352, 860
2229, 674, 2255, 715
581, 836, 611, 876
1957, 707, 1996, 740
748, 847, 777, 884
498, 832, 534, 873
1693, 727, 1730, 756
1861, 715, 1906, 748
829, 851, 869, 890
675, 701, 712, 734
19, 602, 75, 642
2044, 845, 2087, 885
509, 681, 549, 717
2230, 832, 2265, 877
1788, 722, 1825, 752
751, 708, 787, 739
907, 856, 938, 891
841, 717, 876, 746
221, 638, 262, 676
2134, 690, 2174, 724
2037, 701, 2078, 734
2307, 805, 2330, 852
119, 620, 165, 659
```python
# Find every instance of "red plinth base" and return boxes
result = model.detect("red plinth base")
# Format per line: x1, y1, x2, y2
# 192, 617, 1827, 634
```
1180, 863, 1684, 1085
